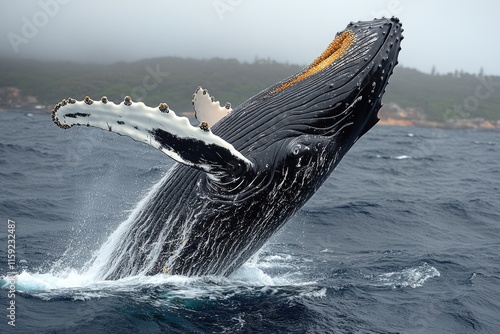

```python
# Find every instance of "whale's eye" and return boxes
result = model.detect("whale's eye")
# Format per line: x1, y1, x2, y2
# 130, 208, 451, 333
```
292, 145, 301, 156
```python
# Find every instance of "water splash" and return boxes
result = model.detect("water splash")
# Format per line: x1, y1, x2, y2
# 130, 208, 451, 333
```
1, 251, 316, 303
375, 263, 440, 289
81, 167, 175, 280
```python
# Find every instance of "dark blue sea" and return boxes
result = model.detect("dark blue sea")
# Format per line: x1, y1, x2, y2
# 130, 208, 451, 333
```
0, 109, 499, 333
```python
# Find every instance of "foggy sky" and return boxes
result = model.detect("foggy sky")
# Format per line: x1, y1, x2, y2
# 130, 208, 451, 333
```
1, 0, 499, 76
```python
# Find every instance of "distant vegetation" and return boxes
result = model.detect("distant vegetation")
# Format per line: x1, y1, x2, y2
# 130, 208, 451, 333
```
0, 57, 302, 113
383, 66, 500, 122
0, 57, 499, 122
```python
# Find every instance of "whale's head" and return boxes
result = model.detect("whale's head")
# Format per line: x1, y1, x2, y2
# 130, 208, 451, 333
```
213, 17, 403, 199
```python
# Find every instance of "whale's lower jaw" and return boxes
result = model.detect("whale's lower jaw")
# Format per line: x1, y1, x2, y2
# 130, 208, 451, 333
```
52, 18, 403, 279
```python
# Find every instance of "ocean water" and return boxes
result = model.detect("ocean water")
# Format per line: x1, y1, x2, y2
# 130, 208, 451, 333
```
0, 110, 499, 333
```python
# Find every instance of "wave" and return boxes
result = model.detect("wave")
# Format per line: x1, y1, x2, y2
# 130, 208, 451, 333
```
369, 262, 440, 289
0, 252, 319, 302
372, 154, 435, 161
0, 259, 441, 306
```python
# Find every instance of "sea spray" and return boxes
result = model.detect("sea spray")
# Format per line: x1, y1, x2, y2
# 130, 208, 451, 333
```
83, 167, 175, 279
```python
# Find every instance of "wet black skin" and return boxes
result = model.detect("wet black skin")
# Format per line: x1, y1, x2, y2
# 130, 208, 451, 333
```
101, 18, 403, 279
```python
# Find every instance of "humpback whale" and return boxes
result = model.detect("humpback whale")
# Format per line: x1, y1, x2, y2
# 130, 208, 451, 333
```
52, 18, 403, 279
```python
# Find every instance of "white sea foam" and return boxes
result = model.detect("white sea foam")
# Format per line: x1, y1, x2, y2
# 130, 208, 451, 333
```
0, 249, 315, 302
375, 154, 412, 160
376, 263, 440, 289
299, 287, 327, 298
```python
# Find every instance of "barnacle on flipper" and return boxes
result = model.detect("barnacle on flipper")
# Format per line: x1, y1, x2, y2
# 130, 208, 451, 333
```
159, 103, 169, 113
124, 96, 132, 106
200, 121, 210, 132
84, 96, 93, 105
51, 100, 70, 129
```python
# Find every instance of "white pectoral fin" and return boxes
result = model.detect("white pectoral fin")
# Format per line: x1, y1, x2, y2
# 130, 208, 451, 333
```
52, 96, 252, 178
192, 86, 232, 127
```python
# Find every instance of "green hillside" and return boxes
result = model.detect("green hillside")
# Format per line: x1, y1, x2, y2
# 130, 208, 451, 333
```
0, 57, 301, 113
1, 57, 499, 122
384, 66, 500, 122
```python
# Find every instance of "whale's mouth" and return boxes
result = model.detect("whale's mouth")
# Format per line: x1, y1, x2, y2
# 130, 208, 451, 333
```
275, 30, 355, 92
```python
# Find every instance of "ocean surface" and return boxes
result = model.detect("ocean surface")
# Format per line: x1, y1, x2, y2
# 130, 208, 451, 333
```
0, 109, 499, 333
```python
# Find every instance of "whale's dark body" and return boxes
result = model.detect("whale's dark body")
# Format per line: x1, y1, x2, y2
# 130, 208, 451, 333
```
53, 18, 403, 279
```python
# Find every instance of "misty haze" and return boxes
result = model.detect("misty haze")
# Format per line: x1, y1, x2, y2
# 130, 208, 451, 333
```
1, 0, 499, 75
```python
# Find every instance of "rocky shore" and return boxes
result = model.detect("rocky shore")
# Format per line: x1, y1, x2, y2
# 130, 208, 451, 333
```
379, 103, 500, 130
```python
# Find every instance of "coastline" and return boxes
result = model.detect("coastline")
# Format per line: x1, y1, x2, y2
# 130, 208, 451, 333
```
1, 106, 499, 131
379, 117, 500, 131
378, 102, 500, 131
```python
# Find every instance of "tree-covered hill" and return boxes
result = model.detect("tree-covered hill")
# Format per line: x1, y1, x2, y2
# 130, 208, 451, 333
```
383, 66, 500, 122
1, 57, 499, 123
0, 57, 302, 113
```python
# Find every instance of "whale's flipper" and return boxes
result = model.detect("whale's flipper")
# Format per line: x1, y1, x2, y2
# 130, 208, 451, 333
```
52, 96, 252, 179
192, 86, 232, 127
